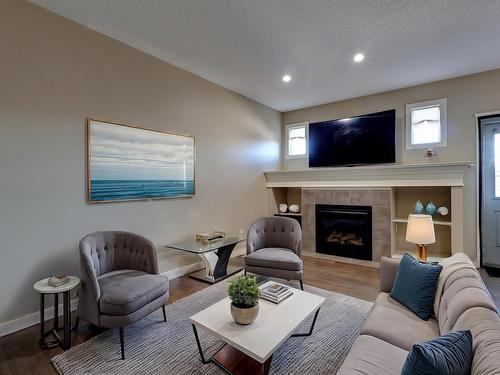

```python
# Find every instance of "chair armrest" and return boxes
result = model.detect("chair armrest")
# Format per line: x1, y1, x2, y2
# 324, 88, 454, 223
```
379, 256, 401, 293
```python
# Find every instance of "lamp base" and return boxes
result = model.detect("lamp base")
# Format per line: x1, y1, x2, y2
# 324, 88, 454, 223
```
416, 244, 428, 262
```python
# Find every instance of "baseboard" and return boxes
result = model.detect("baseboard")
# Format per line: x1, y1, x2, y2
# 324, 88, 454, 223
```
0, 258, 217, 338
162, 261, 205, 279
0, 299, 78, 338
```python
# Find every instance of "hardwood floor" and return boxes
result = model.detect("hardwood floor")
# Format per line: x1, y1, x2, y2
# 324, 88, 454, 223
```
2, 255, 496, 374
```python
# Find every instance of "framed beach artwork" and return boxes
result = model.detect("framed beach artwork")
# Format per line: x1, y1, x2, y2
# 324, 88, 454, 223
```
86, 119, 195, 203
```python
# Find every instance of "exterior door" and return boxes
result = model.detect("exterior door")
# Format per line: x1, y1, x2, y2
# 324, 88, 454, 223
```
481, 115, 500, 268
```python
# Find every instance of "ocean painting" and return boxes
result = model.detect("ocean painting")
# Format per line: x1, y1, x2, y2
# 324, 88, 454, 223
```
87, 119, 195, 203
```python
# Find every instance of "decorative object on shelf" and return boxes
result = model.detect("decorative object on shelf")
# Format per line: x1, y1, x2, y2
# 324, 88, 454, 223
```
196, 231, 225, 243
260, 283, 293, 304
406, 214, 436, 261
437, 207, 449, 216
48, 273, 70, 287
414, 200, 424, 214
87, 119, 195, 203
279, 203, 288, 213
425, 201, 437, 216
228, 275, 260, 325
288, 204, 300, 213
425, 148, 437, 158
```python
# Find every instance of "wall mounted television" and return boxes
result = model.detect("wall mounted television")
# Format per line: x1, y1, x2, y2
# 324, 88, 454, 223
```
308, 109, 396, 167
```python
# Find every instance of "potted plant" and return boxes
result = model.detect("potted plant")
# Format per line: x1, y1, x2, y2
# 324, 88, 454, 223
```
227, 275, 260, 325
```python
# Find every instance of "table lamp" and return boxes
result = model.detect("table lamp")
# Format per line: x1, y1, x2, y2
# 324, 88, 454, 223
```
406, 214, 435, 261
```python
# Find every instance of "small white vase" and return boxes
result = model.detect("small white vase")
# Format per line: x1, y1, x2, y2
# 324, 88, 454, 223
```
437, 207, 449, 216
279, 203, 288, 213
289, 204, 300, 213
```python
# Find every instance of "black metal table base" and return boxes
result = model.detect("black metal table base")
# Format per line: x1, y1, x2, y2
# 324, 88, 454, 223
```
192, 308, 321, 375
39, 291, 74, 350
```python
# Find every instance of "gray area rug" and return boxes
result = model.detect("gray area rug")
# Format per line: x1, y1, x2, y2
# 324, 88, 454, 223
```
52, 279, 372, 374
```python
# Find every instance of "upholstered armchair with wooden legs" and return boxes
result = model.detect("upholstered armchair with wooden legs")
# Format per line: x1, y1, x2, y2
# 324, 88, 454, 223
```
78, 231, 169, 360
245, 217, 304, 290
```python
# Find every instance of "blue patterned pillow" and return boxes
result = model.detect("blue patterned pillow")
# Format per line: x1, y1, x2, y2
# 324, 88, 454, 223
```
390, 253, 442, 320
401, 330, 473, 375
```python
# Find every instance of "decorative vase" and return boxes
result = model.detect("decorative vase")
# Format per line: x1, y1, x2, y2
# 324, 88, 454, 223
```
437, 206, 449, 216
230, 303, 259, 325
425, 201, 437, 216
279, 203, 288, 213
415, 200, 424, 214
289, 204, 300, 213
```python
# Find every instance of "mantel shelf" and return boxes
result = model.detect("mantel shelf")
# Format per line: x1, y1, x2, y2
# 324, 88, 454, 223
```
264, 162, 474, 188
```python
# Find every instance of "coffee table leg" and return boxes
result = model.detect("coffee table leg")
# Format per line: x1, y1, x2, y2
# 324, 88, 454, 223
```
192, 324, 211, 364
190, 243, 243, 284
291, 308, 320, 337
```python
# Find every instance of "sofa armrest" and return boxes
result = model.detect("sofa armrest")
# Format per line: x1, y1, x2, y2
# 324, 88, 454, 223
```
379, 257, 401, 293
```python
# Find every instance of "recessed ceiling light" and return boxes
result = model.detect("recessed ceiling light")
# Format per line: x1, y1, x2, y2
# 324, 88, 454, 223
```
353, 53, 365, 63
282, 75, 292, 83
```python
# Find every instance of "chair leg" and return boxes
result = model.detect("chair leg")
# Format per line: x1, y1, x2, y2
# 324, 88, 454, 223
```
300, 279, 304, 291
119, 327, 125, 360
162, 305, 167, 322
244, 269, 247, 276
74, 316, 79, 332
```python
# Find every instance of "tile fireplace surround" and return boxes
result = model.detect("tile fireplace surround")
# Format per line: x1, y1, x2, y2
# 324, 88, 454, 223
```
302, 189, 391, 261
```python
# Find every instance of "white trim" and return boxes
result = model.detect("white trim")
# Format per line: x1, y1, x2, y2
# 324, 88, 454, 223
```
0, 252, 246, 337
264, 162, 473, 188
285, 122, 308, 159
0, 299, 78, 338
475, 110, 500, 267
406, 98, 447, 150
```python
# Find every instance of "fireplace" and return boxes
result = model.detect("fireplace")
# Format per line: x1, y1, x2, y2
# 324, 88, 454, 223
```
315, 204, 372, 261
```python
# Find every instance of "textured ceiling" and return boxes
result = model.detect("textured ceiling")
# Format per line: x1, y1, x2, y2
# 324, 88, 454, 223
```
30, 0, 500, 112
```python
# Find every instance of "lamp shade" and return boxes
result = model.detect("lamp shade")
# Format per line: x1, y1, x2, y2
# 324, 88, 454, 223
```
406, 214, 436, 245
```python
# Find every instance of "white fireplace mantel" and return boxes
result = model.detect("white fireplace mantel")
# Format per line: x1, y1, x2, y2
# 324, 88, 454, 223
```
264, 162, 474, 188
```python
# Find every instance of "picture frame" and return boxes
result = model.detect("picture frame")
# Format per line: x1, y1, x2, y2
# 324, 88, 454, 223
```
86, 118, 195, 203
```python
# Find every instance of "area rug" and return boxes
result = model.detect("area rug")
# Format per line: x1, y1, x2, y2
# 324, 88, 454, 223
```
52, 279, 372, 374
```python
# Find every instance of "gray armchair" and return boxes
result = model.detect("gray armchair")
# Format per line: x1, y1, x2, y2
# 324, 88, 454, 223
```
78, 231, 169, 360
245, 217, 304, 290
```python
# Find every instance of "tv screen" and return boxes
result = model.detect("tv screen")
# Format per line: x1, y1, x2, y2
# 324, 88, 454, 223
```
309, 109, 396, 167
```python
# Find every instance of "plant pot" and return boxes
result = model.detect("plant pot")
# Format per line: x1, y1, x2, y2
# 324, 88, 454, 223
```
230, 303, 259, 325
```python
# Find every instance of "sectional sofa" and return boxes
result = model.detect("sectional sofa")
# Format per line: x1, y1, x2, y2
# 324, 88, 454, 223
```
338, 253, 500, 374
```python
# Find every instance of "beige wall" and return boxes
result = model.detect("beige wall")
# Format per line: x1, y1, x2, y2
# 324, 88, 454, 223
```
0, 0, 281, 323
283, 69, 500, 262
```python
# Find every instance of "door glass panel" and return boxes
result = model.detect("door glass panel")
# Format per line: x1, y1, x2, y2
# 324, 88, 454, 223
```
495, 133, 500, 197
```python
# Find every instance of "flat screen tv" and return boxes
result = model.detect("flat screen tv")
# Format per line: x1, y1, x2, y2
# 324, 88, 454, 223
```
309, 109, 396, 167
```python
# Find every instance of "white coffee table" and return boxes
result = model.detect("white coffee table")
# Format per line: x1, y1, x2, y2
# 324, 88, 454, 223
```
190, 281, 325, 375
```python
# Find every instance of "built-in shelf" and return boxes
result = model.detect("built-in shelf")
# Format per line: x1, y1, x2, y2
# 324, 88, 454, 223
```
274, 212, 302, 217
392, 218, 452, 227
264, 162, 473, 188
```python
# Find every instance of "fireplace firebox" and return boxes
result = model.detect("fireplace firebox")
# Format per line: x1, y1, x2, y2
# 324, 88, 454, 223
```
315, 204, 372, 261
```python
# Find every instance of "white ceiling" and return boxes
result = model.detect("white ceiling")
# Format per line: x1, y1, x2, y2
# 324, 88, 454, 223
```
31, 0, 500, 112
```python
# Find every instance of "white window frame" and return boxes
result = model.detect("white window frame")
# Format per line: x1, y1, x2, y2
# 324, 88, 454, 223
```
285, 122, 308, 159
406, 98, 447, 150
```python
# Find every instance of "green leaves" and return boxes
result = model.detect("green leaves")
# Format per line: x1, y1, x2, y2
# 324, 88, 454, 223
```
227, 275, 260, 308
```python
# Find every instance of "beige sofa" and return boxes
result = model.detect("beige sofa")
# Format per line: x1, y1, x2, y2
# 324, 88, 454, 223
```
338, 254, 500, 375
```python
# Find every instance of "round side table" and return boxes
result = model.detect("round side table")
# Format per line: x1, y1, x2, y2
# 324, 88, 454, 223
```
33, 276, 79, 350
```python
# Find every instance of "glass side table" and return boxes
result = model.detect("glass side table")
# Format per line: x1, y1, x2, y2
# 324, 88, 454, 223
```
166, 236, 245, 284
33, 276, 79, 350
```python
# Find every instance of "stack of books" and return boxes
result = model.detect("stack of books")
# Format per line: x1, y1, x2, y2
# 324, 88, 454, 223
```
260, 283, 293, 304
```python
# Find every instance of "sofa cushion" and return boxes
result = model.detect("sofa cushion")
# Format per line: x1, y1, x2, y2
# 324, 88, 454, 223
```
245, 248, 302, 271
98, 270, 169, 316
391, 253, 442, 320
401, 330, 472, 375
337, 335, 408, 375
361, 298, 439, 351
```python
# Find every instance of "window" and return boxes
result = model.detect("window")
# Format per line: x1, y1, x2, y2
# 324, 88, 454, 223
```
406, 98, 447, 149
286, 122, 308, 158
495, 133, 500, 197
